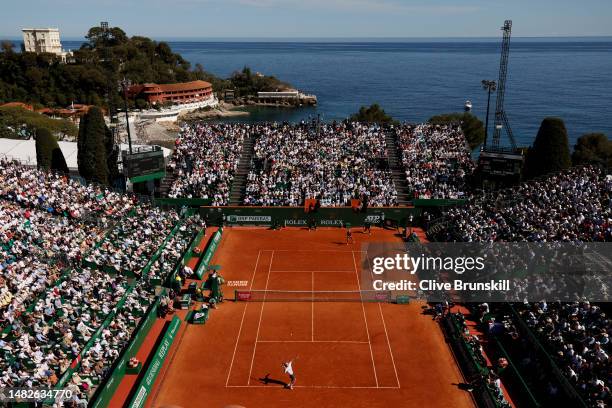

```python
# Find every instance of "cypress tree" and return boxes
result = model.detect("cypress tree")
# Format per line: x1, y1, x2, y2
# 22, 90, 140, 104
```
524, 117, 571, 179
77, 106, 109, 184
51, 147, 69, 173
35, 128, 55, 170
36, 127, 69, 173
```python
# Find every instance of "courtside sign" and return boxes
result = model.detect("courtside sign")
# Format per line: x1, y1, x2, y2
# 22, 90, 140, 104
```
128, 316, 181, 408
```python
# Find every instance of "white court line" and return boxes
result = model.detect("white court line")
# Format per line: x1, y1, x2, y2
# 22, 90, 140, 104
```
365, 255, 401, 388
225, 250, 262, 387
378, 303, 401, 388
261, 249, 367, 253
270, 270, 355, 273
311, 270, 314, 341
256, 340, 370, 344
352, 251, 379, 387
226, 385, 400, 389
247, 250, 274, 385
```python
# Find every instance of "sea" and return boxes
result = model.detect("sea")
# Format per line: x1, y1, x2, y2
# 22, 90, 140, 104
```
59, 38, 612, 147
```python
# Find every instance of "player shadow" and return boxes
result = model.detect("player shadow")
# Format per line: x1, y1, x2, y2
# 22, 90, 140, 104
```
452, 382, 476, 392
259, 373, 288, 387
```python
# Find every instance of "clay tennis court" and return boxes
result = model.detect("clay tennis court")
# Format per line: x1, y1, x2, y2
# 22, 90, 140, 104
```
148, 227, 475, 408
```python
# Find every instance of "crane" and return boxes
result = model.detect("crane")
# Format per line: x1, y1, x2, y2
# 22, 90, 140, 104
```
490, 20, 517, 151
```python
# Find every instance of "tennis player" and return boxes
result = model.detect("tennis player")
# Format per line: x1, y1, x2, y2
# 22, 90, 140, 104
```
282, 360, 296, 390
346, 228, 354, 245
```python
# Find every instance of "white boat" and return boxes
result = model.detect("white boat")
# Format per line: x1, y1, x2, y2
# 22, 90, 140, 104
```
464, 100, 473, 112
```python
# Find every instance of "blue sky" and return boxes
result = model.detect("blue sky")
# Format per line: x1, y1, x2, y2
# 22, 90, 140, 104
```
2, 0, 612, 39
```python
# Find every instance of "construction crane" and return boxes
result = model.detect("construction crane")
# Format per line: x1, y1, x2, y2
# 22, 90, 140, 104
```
478, 20, 523, 184
490, 20, 517, 150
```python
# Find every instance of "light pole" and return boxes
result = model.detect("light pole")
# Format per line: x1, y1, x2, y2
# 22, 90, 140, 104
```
481, 80, 497, 148
119, 77, 133, 155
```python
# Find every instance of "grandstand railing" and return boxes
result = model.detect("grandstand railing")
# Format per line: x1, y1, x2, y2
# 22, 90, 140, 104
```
89, 292, 164, 408
55, 282, 137, 389
508, 304, 588, 408
163, 227, 205, 287
491, 336, 541, 407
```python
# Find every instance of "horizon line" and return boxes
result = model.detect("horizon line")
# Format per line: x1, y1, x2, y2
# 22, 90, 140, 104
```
2, 35, 612, 42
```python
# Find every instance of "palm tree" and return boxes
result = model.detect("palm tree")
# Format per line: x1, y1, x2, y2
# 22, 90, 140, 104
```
481, 80, 497, 147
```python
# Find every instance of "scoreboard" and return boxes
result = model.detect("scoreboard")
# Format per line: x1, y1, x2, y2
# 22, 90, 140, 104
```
122, 146, 166, 180
478, 150, 523, 177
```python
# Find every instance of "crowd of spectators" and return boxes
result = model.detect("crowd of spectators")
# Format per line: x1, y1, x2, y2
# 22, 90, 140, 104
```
440, 166, 611, 242
68, 280, 157, 405
168, 123, 246, 205
0, 161, 204, 405
245, 122, 397, 206
85, 206, 180, 275
0, 267, 129, 389
435, 166, 611, 407
146, 215, 205, 283
1, 201, 102, 323
516, 301, 611, 407
163, 121, 480, 207
396, 123, 474, 199
1, 159, 135, 221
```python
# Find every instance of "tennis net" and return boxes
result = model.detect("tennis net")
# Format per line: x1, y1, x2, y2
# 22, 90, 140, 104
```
234, 289, 393, 302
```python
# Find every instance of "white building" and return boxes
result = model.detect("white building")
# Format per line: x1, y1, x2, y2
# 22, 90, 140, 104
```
22, 28, 71, 61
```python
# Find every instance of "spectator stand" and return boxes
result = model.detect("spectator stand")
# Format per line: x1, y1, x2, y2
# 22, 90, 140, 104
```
53, 280, 140, 390
81, 207, 138, 272
48, 213, 189, 402
82, 207, 182, 277
454, 305, 541, 408
442, 311, 513, 408
86, 222, 223, 407
507, 304, 590, 407
88, 292, 168, 408
162, 225, 216, 288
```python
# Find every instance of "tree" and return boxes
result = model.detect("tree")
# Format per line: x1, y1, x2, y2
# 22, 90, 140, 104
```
51, 147, 69, 173
349, 104, 396, 125
35, 128, 68, 172
0, 106, 77, 139
428, 112, 485, 150
35, 128, 54, 169
572, 133, 612, 168
78, 106, 109, 184
0, 25, 241, 108
524, 117, 571, 179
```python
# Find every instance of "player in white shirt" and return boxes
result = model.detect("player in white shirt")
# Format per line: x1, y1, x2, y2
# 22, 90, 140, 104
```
282, 360, 296, 390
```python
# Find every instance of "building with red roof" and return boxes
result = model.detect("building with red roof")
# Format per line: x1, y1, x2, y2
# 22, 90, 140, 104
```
0, 102, 34, 111
128, 80, 214, 106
